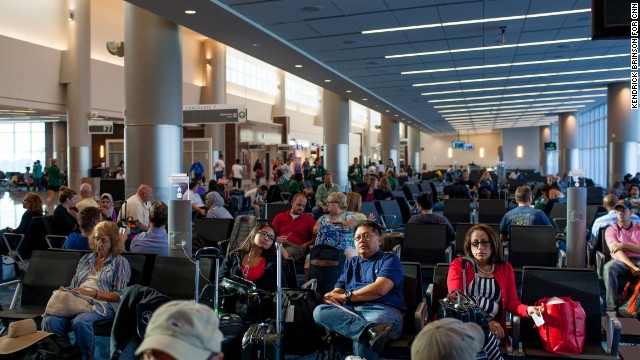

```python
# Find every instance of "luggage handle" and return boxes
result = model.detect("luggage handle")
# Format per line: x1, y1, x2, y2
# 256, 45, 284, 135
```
460, 256, 479, 299
195, 247, 221, 311
445, 289, 476, 306
275, 240, 283, 336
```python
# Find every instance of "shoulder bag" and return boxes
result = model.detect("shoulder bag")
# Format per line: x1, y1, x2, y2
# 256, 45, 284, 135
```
44, 289, 108, 317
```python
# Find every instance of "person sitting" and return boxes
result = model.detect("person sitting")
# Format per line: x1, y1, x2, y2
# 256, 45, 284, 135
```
131, 202, 169, 256
603, 202, 640, 312
288, 172, 304, 194
135, 301, 224, 360
53, 186, 79, 236
64, 207, 103, 251
0, 192, 43, 254
360, 176, 392, 202
244, 185, 268, 217
508, 169, 522, 180
478, 171, 494, 199
313, 192, 360, 259
205, 191, 233, 219
386, 170, 399, 191
117, 184, 153, 232
43, 221, 131, 360
546, 174, 560, 189
448, 224, 540, 358
455, 170, 478, 198
99, 193, 117, 222
626, 184, 640, 209
75, 183, 99, 212
187, 182, 206, 218
313, 221, 405, 360
379, 176, 393, 194
271, 193, 316, 262
312, 173, 341, 219
499, 186, 551, 241
411, 318, 484, 360
346, 192, 375, 221
591, 195, 640, 248
408, 193, 456, 243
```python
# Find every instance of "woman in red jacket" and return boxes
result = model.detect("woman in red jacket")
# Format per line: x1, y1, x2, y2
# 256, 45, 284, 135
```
448, 223, 540, 359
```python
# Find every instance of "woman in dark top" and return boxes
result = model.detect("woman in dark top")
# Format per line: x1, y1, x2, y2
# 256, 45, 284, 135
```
0, 192, 43, 254
359, 176, 391, 202
219, 222, 286, 293
53, 186, 79, 236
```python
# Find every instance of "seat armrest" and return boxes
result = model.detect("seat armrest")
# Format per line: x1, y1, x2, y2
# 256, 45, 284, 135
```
552, 218, 567, 230
445, 244, 453, 263
392, 244, 401, 257
380, 215, 397, 227
414, 301, 427, 331
425, 284, 434, 321
511, 315, 522, 356
596, 251, 605, 279
218, 239, 230, 257
504, 246, 509, 262
45, 235, 68, 249
0, 279, 23, 309
605, 311, 621, 356
558, 249, 566, 268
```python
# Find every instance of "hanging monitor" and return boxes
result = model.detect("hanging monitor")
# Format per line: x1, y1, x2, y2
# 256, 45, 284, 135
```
463, 143, 475, 151
452, 140, 465, 149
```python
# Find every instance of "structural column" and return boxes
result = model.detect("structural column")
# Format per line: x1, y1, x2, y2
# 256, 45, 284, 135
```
407, 126, 420, 172
362, 108, 371, 166
53, 123, 67, 170
558, 112, 578, 177
322, 89, 349, 190
607, 82, 639, 187
539, 126, 551, 175
66, 0, 91, 190
381, 115, 399, 172
124, 4, 182, 201
272, 69, 286, 117
201, 39, 226, 167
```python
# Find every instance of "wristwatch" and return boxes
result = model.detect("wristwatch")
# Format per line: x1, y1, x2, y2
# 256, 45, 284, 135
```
344, 290, 352, 301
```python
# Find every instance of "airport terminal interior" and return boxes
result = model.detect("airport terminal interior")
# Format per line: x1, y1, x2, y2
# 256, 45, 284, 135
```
0, 0, 639, 359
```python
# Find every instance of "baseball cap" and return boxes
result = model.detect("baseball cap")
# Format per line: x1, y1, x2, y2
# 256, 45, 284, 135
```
411, 318, 484, 360
615, 201, 632, 211
135, 301, 223, 360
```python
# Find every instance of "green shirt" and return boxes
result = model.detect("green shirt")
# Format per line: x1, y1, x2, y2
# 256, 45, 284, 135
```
46, 165, 63, 187
348, 164, 363, 184
305, 165, 326, 188
388, 176, 399, 191
315, 183, 341, 206
288, 181, 302, 193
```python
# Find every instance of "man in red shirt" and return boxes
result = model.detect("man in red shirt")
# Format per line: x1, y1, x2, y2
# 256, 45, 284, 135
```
272, 193, 316, 262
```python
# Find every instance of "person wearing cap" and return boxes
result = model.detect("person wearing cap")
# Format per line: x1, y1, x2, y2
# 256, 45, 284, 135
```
604, 201, 640, 311
136, 300, 224, 360
411, 318, 484, 360
313, 221, 405, 360
591, 195, 640, 248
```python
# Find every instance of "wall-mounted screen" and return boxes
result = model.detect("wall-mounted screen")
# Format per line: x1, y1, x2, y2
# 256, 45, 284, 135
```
463, 143, 475, 151
452, 140, 465, 149
544, 142, 557, 151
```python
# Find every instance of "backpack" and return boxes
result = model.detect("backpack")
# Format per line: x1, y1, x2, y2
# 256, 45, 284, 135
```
278, 289, 324, 355
618, 277, 640, 318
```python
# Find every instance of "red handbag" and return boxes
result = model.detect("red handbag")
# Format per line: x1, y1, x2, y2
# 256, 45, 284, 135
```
534, 297, 586, 354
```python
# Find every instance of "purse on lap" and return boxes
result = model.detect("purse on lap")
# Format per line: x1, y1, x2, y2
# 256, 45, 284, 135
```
44, 289, 108, 317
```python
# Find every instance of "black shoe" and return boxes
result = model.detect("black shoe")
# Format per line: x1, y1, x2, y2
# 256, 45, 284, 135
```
367, 324, 392, 352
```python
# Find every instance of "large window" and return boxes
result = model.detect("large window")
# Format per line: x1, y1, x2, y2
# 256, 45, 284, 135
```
285, 73, 320, 111
577, 104, 607, 187
0, 122, 45, 172
226, 48, 278, 96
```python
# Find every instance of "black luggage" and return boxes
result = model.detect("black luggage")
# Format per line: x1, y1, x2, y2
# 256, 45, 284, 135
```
241, 243, 284, 359
280, 288, 323, 355
195, 247, 245, 359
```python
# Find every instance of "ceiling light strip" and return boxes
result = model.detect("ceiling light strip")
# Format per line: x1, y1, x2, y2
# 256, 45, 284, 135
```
438, 100, 595, 113
432, 94, 606, 108
413, 67, 628, 87
362, 9, 591, 34
428, 87, 607, 103
402, 54, 629, 75
388, 37, 590, 59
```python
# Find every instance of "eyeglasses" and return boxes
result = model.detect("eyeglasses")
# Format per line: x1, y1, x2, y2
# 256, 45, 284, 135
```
354, 233, 379, 242
258, 231, 276, 242
327, 201, 340, 204
93, 236, 111, 245
470, 240, 491, 248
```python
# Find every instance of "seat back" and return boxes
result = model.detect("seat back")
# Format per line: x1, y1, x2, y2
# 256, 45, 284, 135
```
586, 205, 603, 230
401, 223, 448, 266
19, 217, 48, 259
393, 195, 412, 224
443, 199, 471, 224
193, 218, 235, 244
361, 202, 381, 225
477, 199, 506, 224
509, 225, 557, 269
454, 223, 499, 255
375, 200, 404, 227
42, 215, 56, 235
22, 250, 84, 307
149, 256, 215, 300
284, 258, 298, 289
430, 263, 450, 321
520, 267, 601, 345
121, 252, 156, 286
401, 262, 423, 335
265, 202, 291, 220
226, 215, 257, 254
587, 187, 604, 204
547, 202, 568, 223
404, 184, 421, 200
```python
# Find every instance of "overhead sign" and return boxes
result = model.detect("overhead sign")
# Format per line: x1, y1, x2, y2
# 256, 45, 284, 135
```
183, 104, 247, 124
88, 120, 114, 134
248, 143, 266, 150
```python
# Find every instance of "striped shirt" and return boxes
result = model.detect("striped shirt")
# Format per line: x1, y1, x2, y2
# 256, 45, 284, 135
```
470, 277, 501, 318
70, 252, 131, 311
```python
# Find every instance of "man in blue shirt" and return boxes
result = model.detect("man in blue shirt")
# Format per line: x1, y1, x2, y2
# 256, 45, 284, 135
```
313, 221, 405, 360
188, 158, 205, 183
131, 202, 168, 256
499, 185, 551, 241
64, 207, 102, 250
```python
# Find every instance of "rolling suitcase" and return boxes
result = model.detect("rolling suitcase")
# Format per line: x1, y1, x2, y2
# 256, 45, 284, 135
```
241, 242, 284, 359
195, 247, 245, 359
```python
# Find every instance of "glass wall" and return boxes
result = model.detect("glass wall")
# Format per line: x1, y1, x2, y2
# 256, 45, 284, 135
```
577, 104, 607, 187
0, 122, 45, 173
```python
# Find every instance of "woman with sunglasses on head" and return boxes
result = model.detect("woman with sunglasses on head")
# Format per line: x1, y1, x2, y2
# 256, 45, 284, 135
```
219, 222, 287, 293
447, 224, 540, 360
43, 221, 131, 360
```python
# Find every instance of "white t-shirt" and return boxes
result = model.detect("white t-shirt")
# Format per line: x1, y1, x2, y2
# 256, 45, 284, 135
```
231, 164, 243, 178
214, 159, 225, 172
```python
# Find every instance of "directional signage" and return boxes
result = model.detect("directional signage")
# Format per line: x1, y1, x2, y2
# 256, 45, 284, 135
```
183, 104, 247, 124
88, 120, 114, 134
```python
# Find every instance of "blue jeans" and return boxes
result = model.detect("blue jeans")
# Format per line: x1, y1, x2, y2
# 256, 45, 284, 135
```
215, 171, 224, 181
43, 306, 115, 358
256, 176, 261, 187
313, 302, 403, 360
604, 257, 640, 311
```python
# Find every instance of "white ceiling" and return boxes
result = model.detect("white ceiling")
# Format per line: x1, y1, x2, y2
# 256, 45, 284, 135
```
127, 0, 629, 134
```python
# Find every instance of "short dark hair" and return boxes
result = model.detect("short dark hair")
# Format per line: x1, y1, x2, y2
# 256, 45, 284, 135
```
150, 201, 168, 228
259, 185, 269, 191
416, 193, 433, 210
515, 186, 532, 202
189, 181, 197, 190
78, 207, 102, 233
354, 221, 382, 237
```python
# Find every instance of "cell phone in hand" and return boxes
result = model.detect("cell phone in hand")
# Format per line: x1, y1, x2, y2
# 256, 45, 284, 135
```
119, 227, 127, 235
